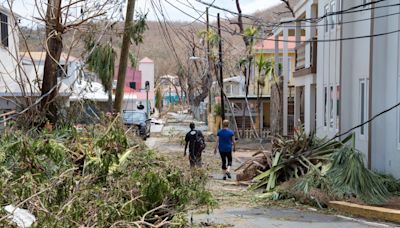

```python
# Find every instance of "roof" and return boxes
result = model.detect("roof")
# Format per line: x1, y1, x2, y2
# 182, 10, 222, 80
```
159, 75, 178, 80
139, 57, 154, 64
0, 60, 70, 97
0, 5, 21, 17
21, 52, 79, 63
254, 36, 305, 52
224, 75, 245, 83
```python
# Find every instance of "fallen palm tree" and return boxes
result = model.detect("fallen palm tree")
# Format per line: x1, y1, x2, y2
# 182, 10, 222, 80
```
245, 129, 399, 204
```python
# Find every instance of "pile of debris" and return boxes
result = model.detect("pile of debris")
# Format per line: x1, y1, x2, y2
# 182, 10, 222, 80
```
236, 129, 400, 206
0, 117, 214, 227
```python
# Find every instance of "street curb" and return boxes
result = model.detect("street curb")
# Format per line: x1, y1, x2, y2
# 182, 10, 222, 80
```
329, 201, 400, 224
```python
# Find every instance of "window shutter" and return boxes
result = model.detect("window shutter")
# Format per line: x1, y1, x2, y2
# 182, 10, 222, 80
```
0, 13, 8, 47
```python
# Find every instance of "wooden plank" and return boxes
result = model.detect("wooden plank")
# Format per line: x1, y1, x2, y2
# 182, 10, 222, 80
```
329, 201, 400, 223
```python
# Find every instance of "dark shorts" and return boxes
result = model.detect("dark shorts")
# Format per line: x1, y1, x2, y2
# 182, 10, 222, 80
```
219, 151, 232, 170
189, 150, 202, 168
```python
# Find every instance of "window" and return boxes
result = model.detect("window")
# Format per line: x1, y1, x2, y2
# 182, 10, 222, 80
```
330, 1, 336, 30
336, 85, 340, 131
324, 5, 329, 33
330, 86, 334, 127
0, 12, 8, 47
359, 80, 367, 136
324, 86, 328, 126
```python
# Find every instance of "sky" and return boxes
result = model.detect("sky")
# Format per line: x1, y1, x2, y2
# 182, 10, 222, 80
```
4, 0, 282, 26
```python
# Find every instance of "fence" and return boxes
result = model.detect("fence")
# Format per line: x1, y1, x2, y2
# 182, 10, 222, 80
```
238, 129, 270, 139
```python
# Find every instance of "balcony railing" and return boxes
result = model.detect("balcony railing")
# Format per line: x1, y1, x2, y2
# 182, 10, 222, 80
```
294, 37, 317, 77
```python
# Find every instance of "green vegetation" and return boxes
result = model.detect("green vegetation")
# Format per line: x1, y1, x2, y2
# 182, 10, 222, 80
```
0, 118, 214, 227
213, 103, 222, 117
251, 129, 400, 204
85, 41, 115, 111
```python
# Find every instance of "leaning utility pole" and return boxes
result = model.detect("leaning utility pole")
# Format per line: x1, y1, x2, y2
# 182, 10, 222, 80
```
206, 7, 211, 113
114, 0, 136, 112
217, 13, 225, 120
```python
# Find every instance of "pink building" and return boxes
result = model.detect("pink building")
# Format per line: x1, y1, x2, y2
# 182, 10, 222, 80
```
113, 58, 155, 111
114, 66, 142, 92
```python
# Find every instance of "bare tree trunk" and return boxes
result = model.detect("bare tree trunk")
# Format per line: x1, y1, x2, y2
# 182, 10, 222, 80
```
108, 79, 113, 112
41, 0, 63, 123
271, 78, 283, 136
114, 0, 136, 113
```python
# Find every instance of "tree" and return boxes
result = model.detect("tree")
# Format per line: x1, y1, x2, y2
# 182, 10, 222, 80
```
36, 0, 114, 124
86, 41, 116, 112
41, 0, 63, 123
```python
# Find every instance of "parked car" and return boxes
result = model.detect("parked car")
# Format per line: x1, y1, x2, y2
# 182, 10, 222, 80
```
122, 110, 151, 139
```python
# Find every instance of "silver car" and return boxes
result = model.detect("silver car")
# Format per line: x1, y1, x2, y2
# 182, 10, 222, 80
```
122, 110, 151, 139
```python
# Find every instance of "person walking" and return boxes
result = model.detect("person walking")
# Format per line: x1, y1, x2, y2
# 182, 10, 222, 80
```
214, 120, 236, 180
184, 122, 205, 168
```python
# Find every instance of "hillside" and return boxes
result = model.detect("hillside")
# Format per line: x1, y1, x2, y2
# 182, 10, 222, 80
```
19, 0, 299, 80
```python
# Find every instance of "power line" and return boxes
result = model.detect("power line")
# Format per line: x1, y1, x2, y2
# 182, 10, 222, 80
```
164, 0, 400, 44
194, 0, 389, 27
176, 0, 400, 30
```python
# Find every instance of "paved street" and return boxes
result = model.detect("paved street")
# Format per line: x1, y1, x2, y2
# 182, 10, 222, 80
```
146, 116, 397, 228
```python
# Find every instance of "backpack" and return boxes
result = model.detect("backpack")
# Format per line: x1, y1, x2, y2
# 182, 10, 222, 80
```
196, 130, 206, 152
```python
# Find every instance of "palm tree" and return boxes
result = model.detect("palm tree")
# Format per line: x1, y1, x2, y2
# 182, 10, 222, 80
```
86, 41, 116, 112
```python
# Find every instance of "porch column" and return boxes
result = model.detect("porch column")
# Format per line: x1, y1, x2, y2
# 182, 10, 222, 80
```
294, 86, 302, 128
283, 27, 289, 136
304, 83, 316, 134
274, 34, 279, 75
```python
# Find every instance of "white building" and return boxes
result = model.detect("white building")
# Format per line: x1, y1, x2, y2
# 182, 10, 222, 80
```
275, 0, 400, 177
0, 6, 22, 111
367, 0, 400, 177
139, 57, 155, 94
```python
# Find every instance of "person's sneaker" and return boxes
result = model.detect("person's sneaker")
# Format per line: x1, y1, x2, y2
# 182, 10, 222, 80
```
226, 172, 232, 179
222, 176, 227, 180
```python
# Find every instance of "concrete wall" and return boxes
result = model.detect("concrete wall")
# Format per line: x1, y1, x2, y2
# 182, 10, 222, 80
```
370, 0, 400, 177
139, 60, 155, 94
316, 0, 342, 139
340, 0, 372, 160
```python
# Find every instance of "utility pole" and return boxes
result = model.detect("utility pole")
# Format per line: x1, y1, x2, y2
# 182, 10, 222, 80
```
217, 13, 225, 120
206, 7, 211, 113
114, 0, 136, 113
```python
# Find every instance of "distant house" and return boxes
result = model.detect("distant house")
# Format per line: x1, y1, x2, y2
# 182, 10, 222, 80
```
114, 57, 155, 112
223, 76, 245, 97
254, 36, 300, 96
158, 75, 183, 106
21, 51, 85, 92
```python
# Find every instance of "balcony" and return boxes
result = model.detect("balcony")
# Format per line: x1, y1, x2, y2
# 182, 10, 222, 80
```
294, 37, 317, 77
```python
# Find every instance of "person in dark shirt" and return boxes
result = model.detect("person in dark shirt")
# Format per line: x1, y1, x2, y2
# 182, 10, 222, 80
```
214, 120, 236, 180
184, 122, 203, 168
